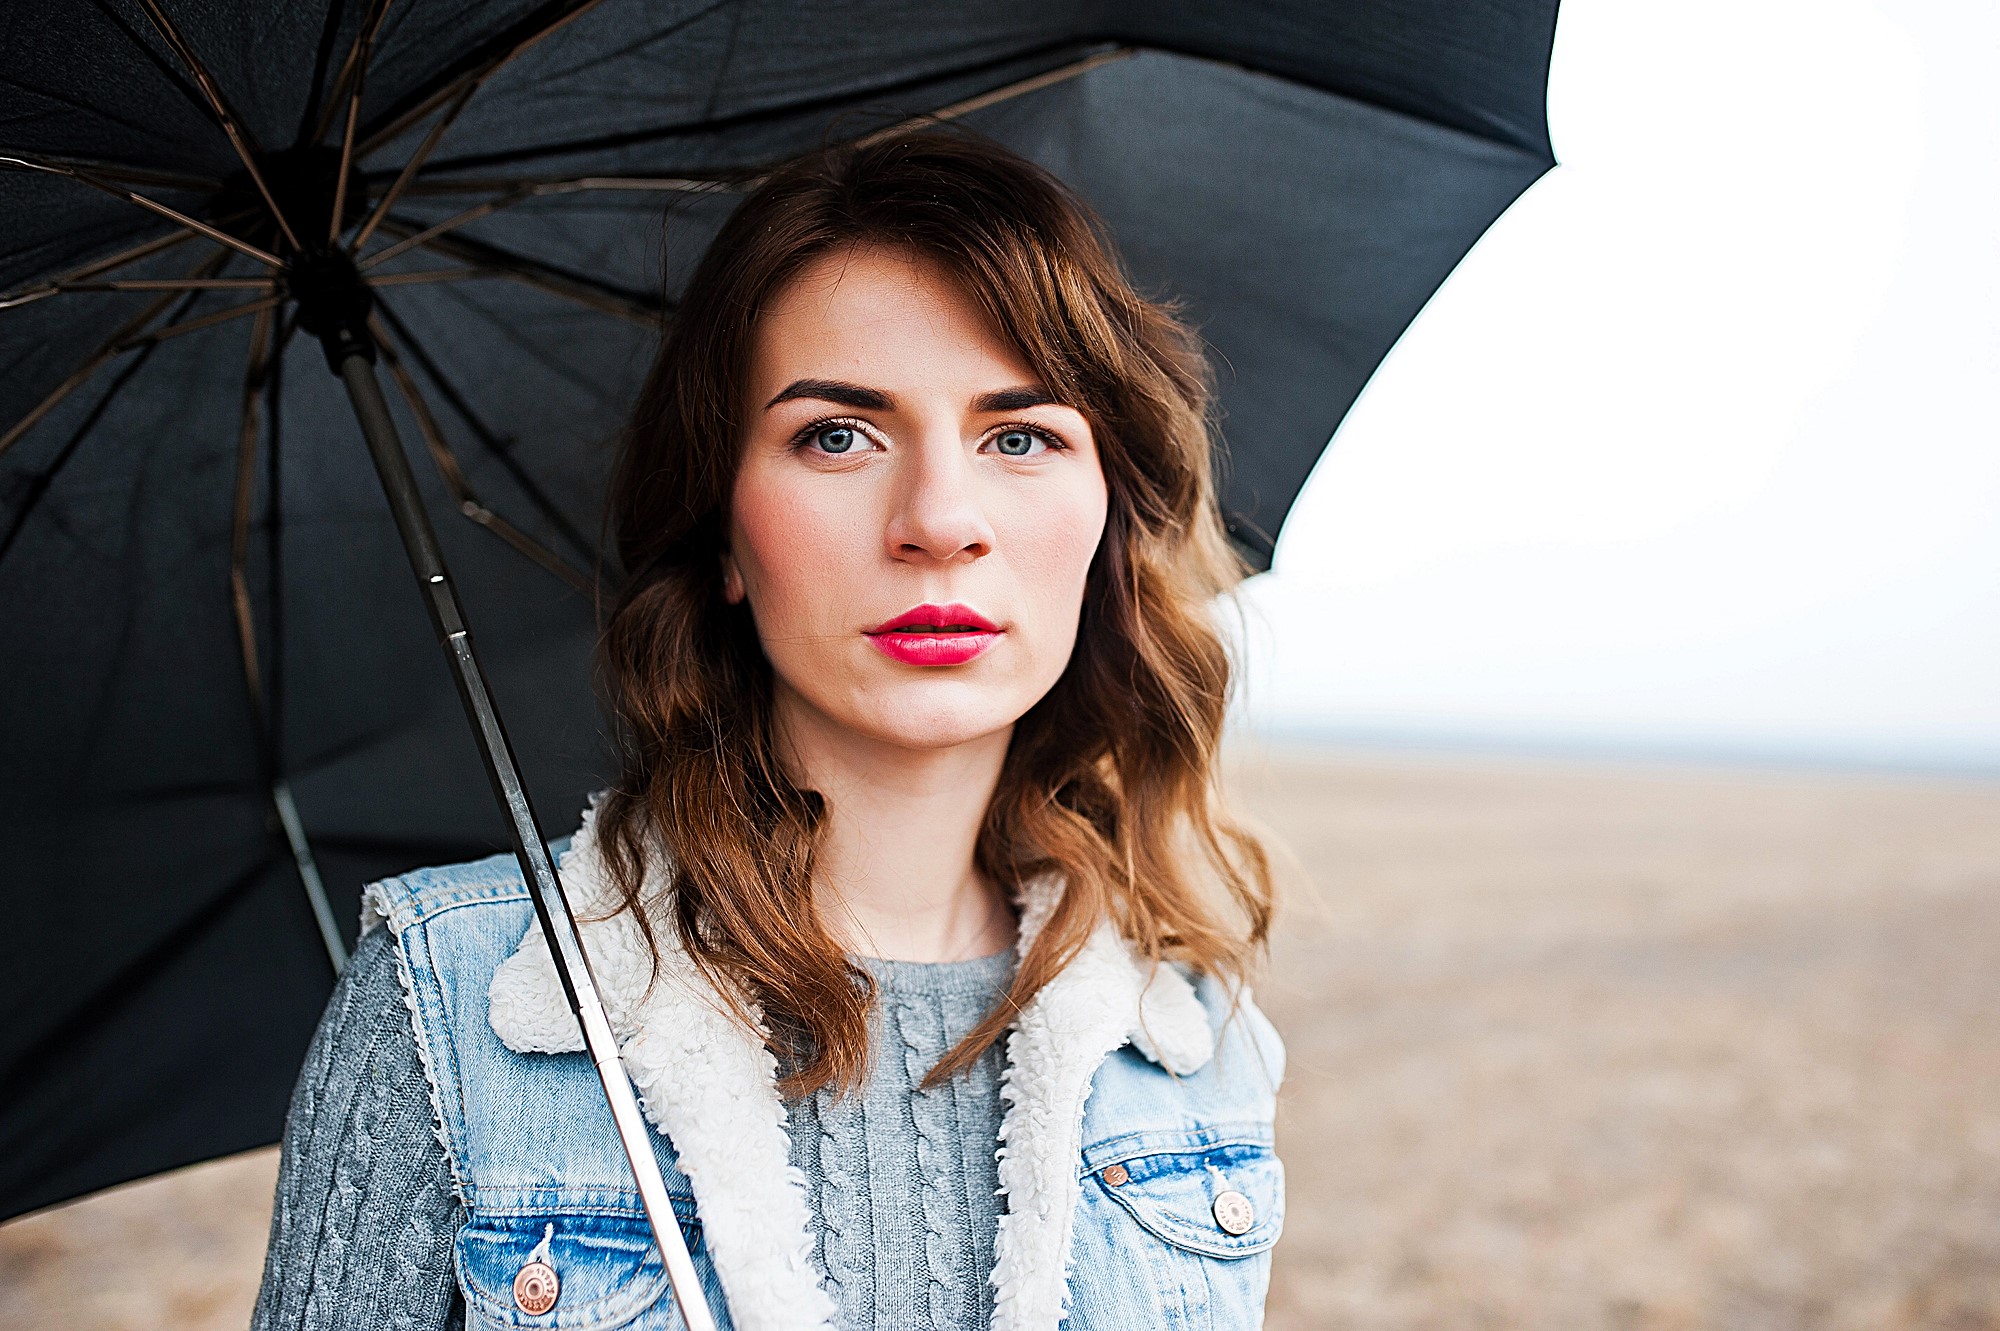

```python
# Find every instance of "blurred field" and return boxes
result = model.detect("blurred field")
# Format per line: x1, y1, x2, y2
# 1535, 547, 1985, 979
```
5, 749, 1998, 1330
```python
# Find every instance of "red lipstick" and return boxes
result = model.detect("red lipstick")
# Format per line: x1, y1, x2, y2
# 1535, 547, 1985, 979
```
864, 602, 1002, 666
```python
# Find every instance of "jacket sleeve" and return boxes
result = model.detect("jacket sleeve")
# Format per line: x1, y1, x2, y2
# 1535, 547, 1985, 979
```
251, 924, 468, 1331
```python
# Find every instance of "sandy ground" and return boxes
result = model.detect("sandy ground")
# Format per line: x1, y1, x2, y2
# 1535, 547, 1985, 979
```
5, 748, 1998, 1330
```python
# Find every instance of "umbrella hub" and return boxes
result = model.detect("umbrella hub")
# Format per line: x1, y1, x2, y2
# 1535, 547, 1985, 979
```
212, 144, 367, 258
287, 247, 374, 371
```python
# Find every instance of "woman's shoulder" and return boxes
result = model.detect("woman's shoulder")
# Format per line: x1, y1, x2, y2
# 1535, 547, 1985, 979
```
1190, 969, 1286, 1088
1076, 960, 1284, 1179
294, 918, 423, 1085
359, 836, 573, 939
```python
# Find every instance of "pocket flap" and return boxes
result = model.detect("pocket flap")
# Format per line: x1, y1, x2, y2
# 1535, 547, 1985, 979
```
456, 1212, 691, 1328
1090, 1141, 1284, 1259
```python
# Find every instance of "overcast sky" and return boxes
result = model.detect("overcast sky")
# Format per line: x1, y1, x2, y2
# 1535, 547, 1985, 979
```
1233, 0, 1999, 771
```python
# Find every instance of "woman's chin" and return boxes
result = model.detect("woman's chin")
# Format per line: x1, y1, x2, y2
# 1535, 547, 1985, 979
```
834, 682, 1039, 754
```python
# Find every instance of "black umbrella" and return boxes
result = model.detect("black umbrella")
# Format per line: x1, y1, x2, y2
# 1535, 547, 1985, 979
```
0, 0, 1558, 1308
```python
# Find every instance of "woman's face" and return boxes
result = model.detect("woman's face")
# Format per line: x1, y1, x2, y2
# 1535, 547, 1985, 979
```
727, 242, 1109, 755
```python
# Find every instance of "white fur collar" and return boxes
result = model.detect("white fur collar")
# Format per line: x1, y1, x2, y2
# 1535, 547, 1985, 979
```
486, 800, 1215, 1331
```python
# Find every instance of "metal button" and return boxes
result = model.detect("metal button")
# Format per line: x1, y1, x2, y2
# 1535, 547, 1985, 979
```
1100, 1163, 1130, 1186
1211, 1189, 1255, 1235
513, 1259, 560, 1316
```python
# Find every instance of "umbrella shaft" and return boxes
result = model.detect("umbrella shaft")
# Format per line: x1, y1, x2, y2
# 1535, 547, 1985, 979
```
334, 352, 721, 1331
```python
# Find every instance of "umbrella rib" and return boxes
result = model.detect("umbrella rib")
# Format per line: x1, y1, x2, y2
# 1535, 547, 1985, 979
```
274, 781, 347, 971
369, 313, 594, 594
364, 267, 494, 287
414, 42, 1128, 177
356, 0, 609, 158
0, 153, 220, 193
261, 316, 336, 965
0, 249, 232, 460
525, 0, 734, 85
349, 80, 480, 255
372, 298, 599, 569
328, 0, 399, 244
58, 277, 278, 293
394, 172, 737, 198
0, 345, 158, 568
357, 190, 530, 270
295, 1, 354, 148
0, 289, 61, 312
263, 309, 294, 759
312, 0, 398, 148
357, 176, 729, 272
0, 154, 280, 268
0, 199, 273, 309
227, 308, 348, 972
0, 231, 195, 310
850, 46, 1136, 149
85, 0, 232, 142
131, 0, 303, 252
0, 254, 227, 567
231, 305, 277, 713
405, 45, 1129, 195
116, 295, 284, 350
373, 217, 662, 325
345, 0, 615, 258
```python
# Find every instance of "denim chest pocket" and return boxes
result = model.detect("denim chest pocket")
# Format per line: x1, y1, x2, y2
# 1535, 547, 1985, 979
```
1089, 1138, 1284, 1259
455, 1211, 701, 1329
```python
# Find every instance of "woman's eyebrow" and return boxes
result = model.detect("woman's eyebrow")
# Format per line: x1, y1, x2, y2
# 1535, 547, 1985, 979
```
972, 385, 1061, 412
764, 378, 893, 410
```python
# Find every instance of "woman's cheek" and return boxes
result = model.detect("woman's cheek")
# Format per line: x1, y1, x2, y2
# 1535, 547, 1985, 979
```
735, 471, 860, 629
1020, 477, 1108, 592
1004, 483, 1106, 676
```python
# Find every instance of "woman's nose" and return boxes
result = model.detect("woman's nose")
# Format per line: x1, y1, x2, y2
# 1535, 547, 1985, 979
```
884, 434, 995, 564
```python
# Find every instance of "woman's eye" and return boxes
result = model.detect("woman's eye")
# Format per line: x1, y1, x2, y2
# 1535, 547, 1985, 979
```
989, 428, 1051, 457
809, 423, 861, 454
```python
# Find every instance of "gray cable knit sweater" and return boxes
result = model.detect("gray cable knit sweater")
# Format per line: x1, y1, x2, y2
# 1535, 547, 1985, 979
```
251, 924, 1013, 1331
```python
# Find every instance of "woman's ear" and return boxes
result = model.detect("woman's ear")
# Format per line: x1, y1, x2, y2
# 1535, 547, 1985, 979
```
720, 550, 745, 604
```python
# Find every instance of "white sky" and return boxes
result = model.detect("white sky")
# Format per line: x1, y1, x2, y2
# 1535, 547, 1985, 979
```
1234, 0, 2000, 770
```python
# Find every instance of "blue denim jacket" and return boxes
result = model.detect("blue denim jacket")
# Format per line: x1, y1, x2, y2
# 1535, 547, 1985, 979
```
360, 805, 1285, 1331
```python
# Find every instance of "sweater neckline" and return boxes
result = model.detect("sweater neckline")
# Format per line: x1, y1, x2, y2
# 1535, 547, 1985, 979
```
856, 946, 1017, 997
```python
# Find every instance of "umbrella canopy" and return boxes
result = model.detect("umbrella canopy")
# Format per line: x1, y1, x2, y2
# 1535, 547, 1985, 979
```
0, 0, 1558, 1221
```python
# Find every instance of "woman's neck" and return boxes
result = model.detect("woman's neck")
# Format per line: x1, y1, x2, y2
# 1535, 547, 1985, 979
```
773, 686, 1018, 963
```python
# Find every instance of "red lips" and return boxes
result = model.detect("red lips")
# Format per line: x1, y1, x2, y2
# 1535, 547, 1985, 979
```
864, 602, 1002, 666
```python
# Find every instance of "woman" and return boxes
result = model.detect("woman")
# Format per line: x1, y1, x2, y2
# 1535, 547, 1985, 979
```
254, 130, 1284, 1331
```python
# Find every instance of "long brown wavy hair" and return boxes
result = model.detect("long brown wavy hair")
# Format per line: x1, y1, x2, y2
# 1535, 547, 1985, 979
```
596, 129, 1272, 1098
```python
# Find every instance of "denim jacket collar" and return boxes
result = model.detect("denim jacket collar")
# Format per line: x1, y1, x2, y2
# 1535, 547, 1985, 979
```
485, 799, 1216, 1331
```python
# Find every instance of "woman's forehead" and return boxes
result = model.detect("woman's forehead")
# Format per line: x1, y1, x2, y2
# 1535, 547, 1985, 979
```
748, 243, 1044, 404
